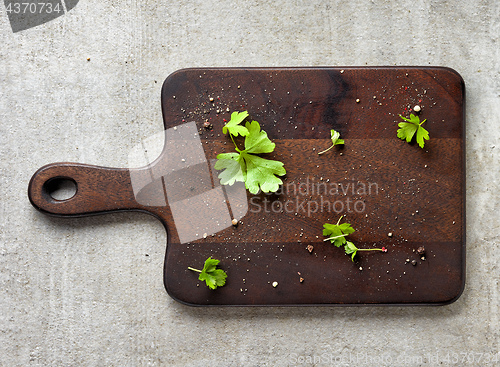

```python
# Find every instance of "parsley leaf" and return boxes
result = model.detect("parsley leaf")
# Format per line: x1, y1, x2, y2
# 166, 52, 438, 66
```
244, 120, 276, 153
322, 215, 355, 247
222, 111, 250, 137
241, 152, 286, 194
344, 241, 358, 261
188, 257, 227, 290
214, 153, 244, 186
318, 129, 344, 155
397, 114, 429, 148
323, 216, 387, 262
215, 113, 286, 194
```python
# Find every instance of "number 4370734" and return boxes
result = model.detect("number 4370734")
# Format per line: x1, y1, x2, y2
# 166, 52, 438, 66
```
5, 2, 64, 14
442, 352, 499, 364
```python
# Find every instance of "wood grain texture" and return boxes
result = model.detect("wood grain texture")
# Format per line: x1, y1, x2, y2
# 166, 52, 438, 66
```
28, 67, 465, 306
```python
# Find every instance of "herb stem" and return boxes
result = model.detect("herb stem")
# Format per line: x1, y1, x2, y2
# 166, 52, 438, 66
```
317, 144, 334, 155
323, 234, 348, 242
356, 248, 385, 252
188, 267, 202, 273
230, 134, 242, 152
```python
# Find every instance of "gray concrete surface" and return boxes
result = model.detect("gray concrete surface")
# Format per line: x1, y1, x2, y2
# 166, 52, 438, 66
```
1, 0, 499, 366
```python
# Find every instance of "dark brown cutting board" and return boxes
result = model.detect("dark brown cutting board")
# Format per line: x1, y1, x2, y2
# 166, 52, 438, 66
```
28, 67, 465, 306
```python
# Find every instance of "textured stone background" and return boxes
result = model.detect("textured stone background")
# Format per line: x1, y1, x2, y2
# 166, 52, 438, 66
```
1, 1, 499, 366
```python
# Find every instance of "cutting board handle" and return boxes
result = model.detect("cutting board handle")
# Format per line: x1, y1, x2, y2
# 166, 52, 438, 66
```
28, 162, 141, 217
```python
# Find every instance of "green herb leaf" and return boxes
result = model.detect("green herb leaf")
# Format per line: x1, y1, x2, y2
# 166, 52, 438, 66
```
222, 111, 250, 137
330, 129, 344, 146
244, 120, 276, 154
397, 114, 429, 148
188, 257, 227, 290
215, 113, 286, 194
322, 215, 355, 247
415, 124, 430, 148
214, 153, 244, 186
318, 129, 344, 155
241, 152, 286, 194
344, 241, 358, 262
322, 216, 387, 262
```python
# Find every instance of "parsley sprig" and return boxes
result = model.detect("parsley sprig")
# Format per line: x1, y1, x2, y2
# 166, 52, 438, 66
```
322, 215, 354, 247
215, 111, 286, 194
318, 129, 344, 155
323, 216, 387, 261
188, 257, 228, 290
397, 113, 429, 148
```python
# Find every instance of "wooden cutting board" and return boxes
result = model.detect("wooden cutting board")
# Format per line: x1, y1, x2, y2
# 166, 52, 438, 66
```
28, 67, 465, 306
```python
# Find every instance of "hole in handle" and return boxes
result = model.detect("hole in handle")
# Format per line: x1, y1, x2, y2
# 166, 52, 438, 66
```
43, 177, 78, 201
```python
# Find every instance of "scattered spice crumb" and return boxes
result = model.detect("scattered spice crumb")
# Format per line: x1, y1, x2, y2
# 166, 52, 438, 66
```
411, 259, 417, 266
388, 232, 393, 237
356, 98, 360, 103
416, 246, 426, 256
413, 105, 421, 113
272, 281, 278, 288
299, 277, 304, 283
231, 218, 238, 226
306, 244, 314, 253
